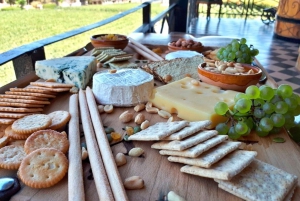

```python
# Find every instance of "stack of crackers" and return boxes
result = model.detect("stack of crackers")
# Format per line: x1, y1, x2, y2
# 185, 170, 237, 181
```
128, 120, 298, 201
0, 82, 74, 125
0, 110, 71, 189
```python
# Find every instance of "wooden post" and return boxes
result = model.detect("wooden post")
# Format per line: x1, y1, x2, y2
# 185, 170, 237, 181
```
169, 0, 188, 32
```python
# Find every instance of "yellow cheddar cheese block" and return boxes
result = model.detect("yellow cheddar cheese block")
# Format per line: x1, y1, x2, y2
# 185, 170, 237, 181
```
149, 77, 239, 128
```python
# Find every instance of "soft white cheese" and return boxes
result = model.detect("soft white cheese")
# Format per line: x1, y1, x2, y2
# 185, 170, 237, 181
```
92, 69, 154, 107
35, 56, 96, 89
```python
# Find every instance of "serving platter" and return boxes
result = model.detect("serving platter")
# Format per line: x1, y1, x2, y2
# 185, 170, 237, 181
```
0, 33, 299, 201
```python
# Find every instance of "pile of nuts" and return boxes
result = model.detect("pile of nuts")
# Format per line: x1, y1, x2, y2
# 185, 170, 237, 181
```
169, 38, 203, 49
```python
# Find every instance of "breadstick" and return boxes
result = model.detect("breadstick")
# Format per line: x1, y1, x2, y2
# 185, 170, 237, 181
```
85, 87, 129, 201
128, 43, 158, 61
78, 89, 114, 201
128, 37, 164, 61
68, 94, 85, 201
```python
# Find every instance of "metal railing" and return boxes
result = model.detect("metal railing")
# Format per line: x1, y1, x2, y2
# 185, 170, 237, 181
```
0, 1, 176, 80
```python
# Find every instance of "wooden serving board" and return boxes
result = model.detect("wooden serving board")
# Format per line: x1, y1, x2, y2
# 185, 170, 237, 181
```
1, 33, 300, 201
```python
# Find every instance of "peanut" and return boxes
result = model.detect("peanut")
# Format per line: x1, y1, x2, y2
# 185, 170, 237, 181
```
104, 105, 114, 113
141, 120, 150, 130
129, 147, 144, 157
167, 116, 174, 122
81, 147, 88, 160
158, 110, 171, 119
115, 153, 127, 167
134, 113, 145, 125
97, 105, 105, 113
146, 106, 159, 114
163, 74, 172, 83
109, 69, 117, 73
124, 176, 144, 190
190, 79, 200, 86
134, 104, 145, 112
119, 110, 134, 123
145, 101, 152, 108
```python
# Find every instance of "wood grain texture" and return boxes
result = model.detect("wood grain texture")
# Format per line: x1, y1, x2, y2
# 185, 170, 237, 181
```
78, 89, 114, 201
86, 87, 129, 201
68, 94, 85, 201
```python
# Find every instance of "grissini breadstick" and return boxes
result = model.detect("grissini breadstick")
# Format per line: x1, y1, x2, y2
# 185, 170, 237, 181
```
85, 87, 129, 201
68, 94, 85, 201
128, 43, 159, 62
78, 89, 114, 201
128, 37, 164, 61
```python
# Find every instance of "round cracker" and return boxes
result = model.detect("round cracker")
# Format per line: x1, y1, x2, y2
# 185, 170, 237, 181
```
0, 136, 9, 148
48, 111, 71, 130
18, 148, 68, 188
0, 145, 26, 169
5, 125, 31, 140
12, 114, 51, 135
24, 129, 69, 154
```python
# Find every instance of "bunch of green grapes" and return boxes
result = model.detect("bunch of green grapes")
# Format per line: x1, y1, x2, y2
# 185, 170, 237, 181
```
214, 84, 300, 140
216, 38, 259, 64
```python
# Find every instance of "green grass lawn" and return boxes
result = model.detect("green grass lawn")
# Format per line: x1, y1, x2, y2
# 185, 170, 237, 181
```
0, 3, 166, 87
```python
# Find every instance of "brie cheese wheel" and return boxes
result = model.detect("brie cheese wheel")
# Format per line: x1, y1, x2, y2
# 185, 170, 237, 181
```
92, 69, 154, 107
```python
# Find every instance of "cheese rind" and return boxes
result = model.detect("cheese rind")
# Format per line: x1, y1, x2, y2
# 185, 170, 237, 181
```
92, 69, 154, 107
149, 77, 238, 128
35, 56, 97, 89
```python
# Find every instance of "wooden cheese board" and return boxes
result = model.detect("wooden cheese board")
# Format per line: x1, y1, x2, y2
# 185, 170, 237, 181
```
0, 33, 299, 201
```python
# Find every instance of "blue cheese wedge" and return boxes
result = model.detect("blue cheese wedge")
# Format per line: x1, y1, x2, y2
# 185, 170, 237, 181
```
92, 69, 154, 107
35, 56, 96, 89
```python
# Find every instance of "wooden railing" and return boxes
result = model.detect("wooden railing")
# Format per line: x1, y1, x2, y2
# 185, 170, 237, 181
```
0, 1, 177, 80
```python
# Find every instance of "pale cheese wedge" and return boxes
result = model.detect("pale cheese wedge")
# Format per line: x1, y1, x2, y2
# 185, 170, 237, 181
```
149, 77, 239, 128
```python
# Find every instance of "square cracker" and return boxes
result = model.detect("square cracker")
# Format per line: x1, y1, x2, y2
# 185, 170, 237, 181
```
128, 121, 189, 141
0, 98, 50, 105
168, 141, 241, 168
0, 118, 15, 124
151, 130, 218, 151
215, 159, 298, 201
27, 86, 71, 92
9, 87, 56, 94
0, 102, 44, 108
163, 120, 212, 140
0, 112, 35, 119
159, 135, 228, 157
5, 91, 56, 98
180, 150, 257, 180
30, 82, 74, 88
0, 107, 43, 113
0, 94, 48, 101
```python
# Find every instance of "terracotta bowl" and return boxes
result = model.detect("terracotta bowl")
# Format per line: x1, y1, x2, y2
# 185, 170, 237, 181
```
168, 42, 204, 53
198, 63, 262, 92
90, 34, 128, 49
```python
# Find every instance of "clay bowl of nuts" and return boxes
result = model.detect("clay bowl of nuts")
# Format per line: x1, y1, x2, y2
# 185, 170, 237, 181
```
168, 38, 204, 53
198, 62, 262, 92
90, 34, 128, 49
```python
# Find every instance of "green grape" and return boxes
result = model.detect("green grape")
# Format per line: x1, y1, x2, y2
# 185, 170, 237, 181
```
235, 51, 242, 58
259, 85, 274, 101
252, 49, 259, 56
234, 93, 249, 102
293, 105, 300, 116
218, 47, 225, 54
240, 38, 247, 44
283, 112, 295, 128
228, 52, 236, 60
277, 84, 293, 98
244, 117, 254, 130
228, 126, 241, 140
270, 113, 285, 127
284, 97, 298, 110
256, 126, 269, 137
226, 45, 232, 52
234, 121, 248, 135
216, 123, 229, 135
235, 98, 252, 113
291, 93, 300, 104
222, 50, 229, 58
253, 98, 265, 106
214, 102, 229, 115
236, 58, 245, 63
259, 117, 273, 132
254, 108, 265, 118
274, 101, 289, 114
262, 102, 275, 114
245, 85, 260, 99
270, 94, 282, 104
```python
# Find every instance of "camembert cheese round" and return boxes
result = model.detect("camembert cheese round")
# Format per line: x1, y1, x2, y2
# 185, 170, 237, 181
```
92, 69, 154, 107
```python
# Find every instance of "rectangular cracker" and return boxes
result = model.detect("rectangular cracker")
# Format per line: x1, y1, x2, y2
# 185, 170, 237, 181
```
151, 130, 218, 151
5, 91, 56, 98
9, 87, 56, 94
159, 135, 228, 158
27, 86, 71, 92
215, 159, 298, 201
0, 98, 50, 105
0, 107, 43, 113
180, 150, 257, 180
0, 94, 48, 101
168, 141, 241, 168
128, 121, 189, 141
0, 102, 44, 108
163, 120, 212, 140
0, 118, 15, 124
0, 112, 36, 118
30, 82, 74, 88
